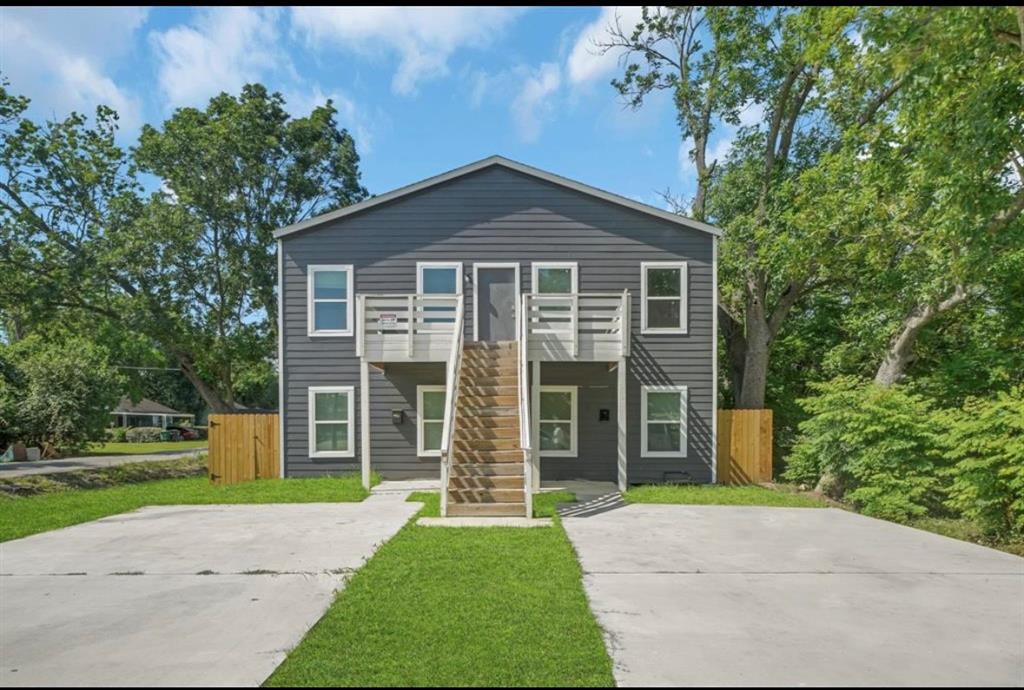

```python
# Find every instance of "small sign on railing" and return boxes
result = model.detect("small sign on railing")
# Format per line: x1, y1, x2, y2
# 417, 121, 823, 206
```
378, 312, 398, 328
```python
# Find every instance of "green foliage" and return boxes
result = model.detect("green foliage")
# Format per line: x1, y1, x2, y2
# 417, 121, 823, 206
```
943, 389, 1024, 537
124, 427, 163, 443
107, 427, 128, 442
785, 377, 945, 521
624, 484, 826, 508
0, 337, 124, 454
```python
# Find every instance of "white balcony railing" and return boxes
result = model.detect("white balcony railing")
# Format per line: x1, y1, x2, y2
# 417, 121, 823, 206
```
356, 291, 631, 363
523, 291, 631, 362
357, 294, 462, 362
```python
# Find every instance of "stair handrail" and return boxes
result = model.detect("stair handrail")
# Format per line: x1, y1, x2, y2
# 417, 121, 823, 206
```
439, 297, 465, 518
519, 293, 534, 518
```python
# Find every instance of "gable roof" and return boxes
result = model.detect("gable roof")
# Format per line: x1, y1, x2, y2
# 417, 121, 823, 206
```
112, 397, 192, 416
273, 155, 723, 240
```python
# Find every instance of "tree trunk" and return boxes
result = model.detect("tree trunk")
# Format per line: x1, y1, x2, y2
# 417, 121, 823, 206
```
737, 302, 772, 409
174, 351, 233, 411
719, 306, 747, 404
874, 285, 970, 386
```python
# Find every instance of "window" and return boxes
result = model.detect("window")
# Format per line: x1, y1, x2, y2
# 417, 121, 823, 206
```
531, 262, 578, 294
307, 265, 353, 336
641, 262, 687, 333
308, 386, 354, 458
417, 385, 446, 457
417, 262, 463, 295
641, 385, 687, 458
417, 262, 462, 324
538, 385, 578, 457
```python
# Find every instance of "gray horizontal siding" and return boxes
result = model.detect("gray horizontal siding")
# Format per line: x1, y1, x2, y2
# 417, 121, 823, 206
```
281, 164, 715, 482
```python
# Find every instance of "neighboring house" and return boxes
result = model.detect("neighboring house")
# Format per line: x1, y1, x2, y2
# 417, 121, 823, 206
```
110, 398, 195, 429
275, 156, 720, 517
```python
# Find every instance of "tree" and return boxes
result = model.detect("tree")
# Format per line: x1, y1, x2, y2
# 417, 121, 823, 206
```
602, 6, 876, 408
0, 83, 367, 411
0, 336, 124, 455
847, 7, 1024, 385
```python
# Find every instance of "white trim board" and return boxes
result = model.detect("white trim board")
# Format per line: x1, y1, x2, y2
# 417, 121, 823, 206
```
472, 262, 521, 342
274, 156, 723, 240
308, 386, 355, 458
307, 264, 354, 337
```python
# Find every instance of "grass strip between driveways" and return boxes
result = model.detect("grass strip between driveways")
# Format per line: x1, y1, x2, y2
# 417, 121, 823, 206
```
624, 483, 828, 507
265, 490, 615, 687
0, 472, 371, 542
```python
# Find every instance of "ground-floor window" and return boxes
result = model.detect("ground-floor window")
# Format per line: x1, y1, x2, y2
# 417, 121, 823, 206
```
539, 385, 578, 457
308, 386, 354, 458
418, 385, 446, 457
641, 385, 687, 458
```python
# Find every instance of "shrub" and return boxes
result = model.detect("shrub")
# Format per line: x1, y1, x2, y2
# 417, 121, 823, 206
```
106, 427, 129, 443
784, 376, 945, 521
125, 427, 163, 443
0, 337, 124, 455
943, 388, 1024, 537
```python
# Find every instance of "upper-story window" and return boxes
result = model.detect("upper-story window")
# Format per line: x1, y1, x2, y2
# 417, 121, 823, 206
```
417, 262, 462, 324
641, 261, 687, 334
532, 262, 578, 294
417, 262, 463, 295
308, 265, 353, 336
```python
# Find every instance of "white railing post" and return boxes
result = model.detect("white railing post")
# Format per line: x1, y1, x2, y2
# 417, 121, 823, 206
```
571, 293, 579, 358
518, 292, 533, 519
355, 294, 365, 358
621, 289, 631, 358
439, 298, 465, 518
407, 294, 415, 358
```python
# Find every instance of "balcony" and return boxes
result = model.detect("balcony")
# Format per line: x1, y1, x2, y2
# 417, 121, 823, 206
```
356, 291, 631, 364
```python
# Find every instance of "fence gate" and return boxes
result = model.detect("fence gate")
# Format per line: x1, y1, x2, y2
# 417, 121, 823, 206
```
207, 413, 280, 485
717, 409, 773, 484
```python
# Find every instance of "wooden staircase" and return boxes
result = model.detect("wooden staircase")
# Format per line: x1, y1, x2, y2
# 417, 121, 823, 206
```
446, 341, 527, 517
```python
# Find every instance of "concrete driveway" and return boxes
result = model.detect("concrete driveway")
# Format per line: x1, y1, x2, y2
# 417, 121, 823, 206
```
0, 494, 418, 687
563, 504, 1024, 687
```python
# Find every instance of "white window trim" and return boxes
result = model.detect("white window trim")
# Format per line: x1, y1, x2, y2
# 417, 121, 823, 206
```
308, 385, 355, 458
640, 261, 688, 334
416, 261, 464, 295
471, 262, 522, 342
417, 385, 445, 457
538, 385, 578, 458
530, 261, 578, 294
307, 264, 354, 337
641, 385, 688, 458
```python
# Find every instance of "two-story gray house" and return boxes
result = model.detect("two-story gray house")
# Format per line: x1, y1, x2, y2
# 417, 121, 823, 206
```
275, 156, 720, 517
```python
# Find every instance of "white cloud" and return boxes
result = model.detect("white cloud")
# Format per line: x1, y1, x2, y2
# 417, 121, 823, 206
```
511, 63, 562, 143
290, 7, 522, 96
150, 7, 285, 107
0, 7, 146, 131
566, 6, 645, 87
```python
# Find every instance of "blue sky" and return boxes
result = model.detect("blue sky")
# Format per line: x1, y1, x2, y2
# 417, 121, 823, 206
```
0, 6, 757, 210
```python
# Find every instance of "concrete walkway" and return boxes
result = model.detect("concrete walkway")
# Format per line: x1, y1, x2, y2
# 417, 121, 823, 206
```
564, 504, 1024, 687
0, 493, 419, 686
0, 449, 206, 478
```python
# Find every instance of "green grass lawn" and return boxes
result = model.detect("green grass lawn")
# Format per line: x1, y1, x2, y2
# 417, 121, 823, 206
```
0, 473, 369, 542
83, 440, 208, 456
624, 483, 828, 508
265, 491, 613, 687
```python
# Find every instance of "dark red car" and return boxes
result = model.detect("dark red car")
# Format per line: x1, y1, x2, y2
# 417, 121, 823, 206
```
166, 425, 199, 440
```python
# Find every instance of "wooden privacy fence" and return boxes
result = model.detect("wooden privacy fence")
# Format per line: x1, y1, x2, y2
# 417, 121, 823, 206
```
208, 413, 279, 485
717, 409, 773, 485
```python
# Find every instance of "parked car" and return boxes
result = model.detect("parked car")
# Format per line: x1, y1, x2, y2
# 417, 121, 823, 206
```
166, 426, 198, 441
